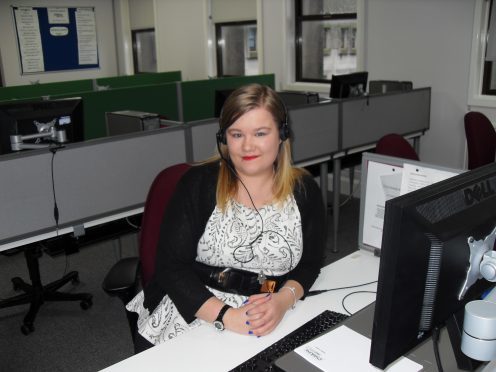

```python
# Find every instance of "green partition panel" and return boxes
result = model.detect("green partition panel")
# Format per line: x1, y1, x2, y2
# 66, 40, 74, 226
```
181, 74, 275, 122
0, 79, 94, 102
96, 71, 182, 89
52, 82, 179, 140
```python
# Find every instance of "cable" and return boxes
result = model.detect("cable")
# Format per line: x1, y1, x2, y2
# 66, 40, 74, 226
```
217, 140, 293, 270
307, 280, 378, 296
125, 217, 140, 230
49, 146, 70, 277
432, 326, 444, 372
341, 290, 376, 315
49, 147, 60, 235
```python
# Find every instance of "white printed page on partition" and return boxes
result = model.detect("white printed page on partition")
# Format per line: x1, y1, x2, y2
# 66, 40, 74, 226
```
399, 163, 460, 195
362, 161, 403, 250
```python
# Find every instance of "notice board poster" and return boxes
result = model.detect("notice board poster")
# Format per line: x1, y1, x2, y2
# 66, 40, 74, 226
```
12, 6, 99, 74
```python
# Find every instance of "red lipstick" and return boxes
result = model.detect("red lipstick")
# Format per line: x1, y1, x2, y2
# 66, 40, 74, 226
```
242, 156, 258, 161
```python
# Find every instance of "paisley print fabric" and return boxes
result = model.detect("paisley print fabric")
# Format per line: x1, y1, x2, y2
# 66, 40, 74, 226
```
126, 195, 302, 345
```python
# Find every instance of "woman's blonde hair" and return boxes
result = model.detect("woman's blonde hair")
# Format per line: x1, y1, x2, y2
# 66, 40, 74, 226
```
209, 84, 306, 211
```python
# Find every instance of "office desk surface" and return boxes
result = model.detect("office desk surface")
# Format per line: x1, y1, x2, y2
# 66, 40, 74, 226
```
101, 250, 379, 372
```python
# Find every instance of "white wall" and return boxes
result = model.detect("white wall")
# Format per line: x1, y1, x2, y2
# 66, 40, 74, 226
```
211, 0, 256, 23
365, 0, 475, 169
129, 0, 154, 30
259, 0, 286, 90
0, 0, 118, 86
154, 0, 208, 81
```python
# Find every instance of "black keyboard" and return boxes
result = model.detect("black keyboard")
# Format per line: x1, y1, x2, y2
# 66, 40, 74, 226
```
230, 310, 348, 372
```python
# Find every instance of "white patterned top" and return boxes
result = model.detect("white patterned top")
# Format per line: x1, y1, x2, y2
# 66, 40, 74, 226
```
126, 195, 303, 345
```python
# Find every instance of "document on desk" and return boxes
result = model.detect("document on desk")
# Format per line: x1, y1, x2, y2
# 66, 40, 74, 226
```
362, 161, 403, 250
294, 325, 422, 372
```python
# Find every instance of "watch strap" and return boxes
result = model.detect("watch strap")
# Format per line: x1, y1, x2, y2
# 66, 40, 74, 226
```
215, 304, 231, 323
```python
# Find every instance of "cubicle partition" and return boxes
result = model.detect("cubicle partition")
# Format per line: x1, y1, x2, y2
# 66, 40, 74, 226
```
0, 71, 183, 103
95, 71, 181, 89
340, 87, 431, 150
0, 79, 94, 102
52, 82, 180, 140
288, 101, 339, 163
0, 87, 432, 254
180, 74, 275, 122
184, 99, 341, 166
185, 118, 219, 162
0, 126, 187, 251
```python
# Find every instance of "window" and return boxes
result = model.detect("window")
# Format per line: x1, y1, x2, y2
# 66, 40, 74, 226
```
215, 21, 258, 77
295, 0, 358, 83
131, 29, 157, 73
469, 0, 496, 106
483, 0, 496, 95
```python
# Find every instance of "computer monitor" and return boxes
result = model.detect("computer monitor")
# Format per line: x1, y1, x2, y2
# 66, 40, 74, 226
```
370, 162, 496, 369
0, 97, 84, 155
329, 71, 368, 99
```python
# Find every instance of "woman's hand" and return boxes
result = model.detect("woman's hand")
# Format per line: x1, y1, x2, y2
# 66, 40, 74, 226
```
243, 291, 294, 336
223, 294, 272, 335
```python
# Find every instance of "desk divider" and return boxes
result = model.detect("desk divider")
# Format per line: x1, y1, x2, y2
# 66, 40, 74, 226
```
340, 88, 431, 150
95, 71, 181, 89
0, 126, 187, 250
0, 86, 432, 251
185, 118, 219, 163
288, 101, 340, 163
52, 82, 179, 140
0, 79, 94, 102
180, 74, 275, 122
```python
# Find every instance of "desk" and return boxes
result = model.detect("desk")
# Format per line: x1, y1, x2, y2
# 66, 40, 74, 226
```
101, 250, 380, 372
101, 249, 495, 372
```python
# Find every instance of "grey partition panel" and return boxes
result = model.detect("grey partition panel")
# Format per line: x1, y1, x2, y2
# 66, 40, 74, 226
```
187, 118, 219, 162
0, 127, 187, 247
55, 128, 187, 227
0, 151, 55, 244
341, 88, 431, 149
289, 101, 339, 163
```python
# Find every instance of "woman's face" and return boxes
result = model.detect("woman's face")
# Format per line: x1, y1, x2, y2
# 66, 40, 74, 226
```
226, 107, 281, 180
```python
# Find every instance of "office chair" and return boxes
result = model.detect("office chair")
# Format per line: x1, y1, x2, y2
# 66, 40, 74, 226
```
464, 111, 496, 170
375, 133, 420, 161
0, 243, 93, 335
102, 162, 191, 339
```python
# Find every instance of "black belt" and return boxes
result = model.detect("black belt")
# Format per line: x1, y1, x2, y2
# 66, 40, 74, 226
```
193, 262, 287, 296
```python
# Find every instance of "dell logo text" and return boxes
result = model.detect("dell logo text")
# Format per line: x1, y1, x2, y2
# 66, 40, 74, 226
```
464, 181, 495, 205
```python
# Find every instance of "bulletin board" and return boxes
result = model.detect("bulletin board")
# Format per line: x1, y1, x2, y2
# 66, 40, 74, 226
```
12, 6, 100, 74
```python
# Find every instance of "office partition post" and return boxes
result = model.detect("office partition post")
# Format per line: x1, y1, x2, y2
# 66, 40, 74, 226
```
332, 158, 341, 253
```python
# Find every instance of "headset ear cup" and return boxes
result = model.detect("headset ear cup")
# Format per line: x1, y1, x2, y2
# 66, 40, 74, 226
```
280, 121, 290, 142
216, 129, 226, 145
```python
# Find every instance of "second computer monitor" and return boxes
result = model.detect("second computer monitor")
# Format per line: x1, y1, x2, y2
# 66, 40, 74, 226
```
329, 71, 368, 99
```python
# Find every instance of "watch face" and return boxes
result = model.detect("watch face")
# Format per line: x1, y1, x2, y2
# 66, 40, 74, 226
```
213, 320, 224, 331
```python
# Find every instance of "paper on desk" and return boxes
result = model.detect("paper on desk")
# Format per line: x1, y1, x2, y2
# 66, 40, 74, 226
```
294, 325, 422, 372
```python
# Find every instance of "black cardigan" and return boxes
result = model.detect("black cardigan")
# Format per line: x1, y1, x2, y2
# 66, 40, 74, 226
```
143, 162, 326, 323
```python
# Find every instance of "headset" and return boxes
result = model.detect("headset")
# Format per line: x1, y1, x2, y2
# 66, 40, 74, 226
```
214, 99, 294, 269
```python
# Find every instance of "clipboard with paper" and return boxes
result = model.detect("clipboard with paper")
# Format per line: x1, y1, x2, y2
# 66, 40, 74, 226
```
358, 152, 463, 256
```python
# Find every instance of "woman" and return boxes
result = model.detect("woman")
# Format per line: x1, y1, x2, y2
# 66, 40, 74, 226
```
127, 84, 326, 352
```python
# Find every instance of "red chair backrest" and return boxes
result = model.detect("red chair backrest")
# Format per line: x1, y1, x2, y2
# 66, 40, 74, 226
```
375, 133, 419, 161
464, 112, 496, 170
139, 163, 191, 287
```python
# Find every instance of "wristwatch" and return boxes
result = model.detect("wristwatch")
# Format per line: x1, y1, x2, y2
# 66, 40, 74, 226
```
213, 304, 232, 331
